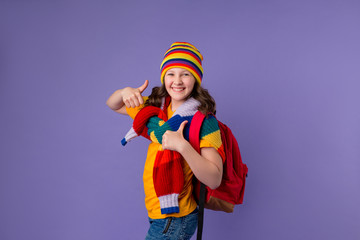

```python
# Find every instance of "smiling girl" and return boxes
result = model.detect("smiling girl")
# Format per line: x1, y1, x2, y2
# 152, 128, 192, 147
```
106, 42, 225, 239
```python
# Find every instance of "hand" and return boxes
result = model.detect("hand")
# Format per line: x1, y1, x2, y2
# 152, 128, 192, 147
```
162, 120, 188, 152
122, 80, 149, 108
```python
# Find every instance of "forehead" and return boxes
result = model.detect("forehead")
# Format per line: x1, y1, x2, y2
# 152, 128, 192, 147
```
166, 68, 191, 73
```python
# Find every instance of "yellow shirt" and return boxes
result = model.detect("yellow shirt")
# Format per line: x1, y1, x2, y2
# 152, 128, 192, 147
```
126, 98, 221, 219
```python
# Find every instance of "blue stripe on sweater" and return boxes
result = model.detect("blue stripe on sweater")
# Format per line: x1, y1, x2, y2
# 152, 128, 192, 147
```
161, 206, 180, 214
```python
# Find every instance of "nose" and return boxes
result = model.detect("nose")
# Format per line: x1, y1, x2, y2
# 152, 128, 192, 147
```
173, 75, 183, 85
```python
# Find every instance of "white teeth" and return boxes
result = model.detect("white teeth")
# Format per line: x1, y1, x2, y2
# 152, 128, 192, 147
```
172, 88, 185, 92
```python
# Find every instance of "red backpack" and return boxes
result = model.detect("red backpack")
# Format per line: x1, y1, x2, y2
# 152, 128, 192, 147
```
189, 111, 248, 240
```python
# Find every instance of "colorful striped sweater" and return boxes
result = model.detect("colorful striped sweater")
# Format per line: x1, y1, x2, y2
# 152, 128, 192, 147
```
122, 97, 224, 214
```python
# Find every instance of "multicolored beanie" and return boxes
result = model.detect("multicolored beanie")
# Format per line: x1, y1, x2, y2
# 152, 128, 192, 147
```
160, 42, 204, 85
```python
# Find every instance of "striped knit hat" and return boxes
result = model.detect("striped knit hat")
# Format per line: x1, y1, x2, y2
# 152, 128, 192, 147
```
160, 42, 204, 85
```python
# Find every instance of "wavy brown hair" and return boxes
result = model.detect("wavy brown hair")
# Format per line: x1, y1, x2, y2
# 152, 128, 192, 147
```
145, 81, 216, 115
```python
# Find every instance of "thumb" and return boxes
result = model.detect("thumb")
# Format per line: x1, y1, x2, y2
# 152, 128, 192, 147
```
137, 80, 149, 93
177, 120, 188, 135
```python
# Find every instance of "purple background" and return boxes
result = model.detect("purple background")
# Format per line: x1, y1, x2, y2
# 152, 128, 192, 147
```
1, 0, 359, 239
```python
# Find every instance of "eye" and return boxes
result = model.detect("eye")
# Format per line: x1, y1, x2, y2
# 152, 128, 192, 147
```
167, 73, 174, 76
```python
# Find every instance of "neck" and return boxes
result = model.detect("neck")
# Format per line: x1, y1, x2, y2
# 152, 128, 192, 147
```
170, 99, 185, 112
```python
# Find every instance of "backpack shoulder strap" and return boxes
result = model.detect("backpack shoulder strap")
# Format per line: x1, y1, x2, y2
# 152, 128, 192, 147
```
197, 182, 206, 240
189, 110, 206, 153
189, 111, 207, 240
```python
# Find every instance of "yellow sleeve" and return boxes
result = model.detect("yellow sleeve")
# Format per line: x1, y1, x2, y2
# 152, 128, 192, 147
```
125, 96, 148, 119
200, 137, 226, 164
199, 140, 215, 149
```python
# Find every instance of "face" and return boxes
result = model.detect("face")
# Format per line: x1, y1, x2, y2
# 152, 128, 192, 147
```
164, 68, 196, 108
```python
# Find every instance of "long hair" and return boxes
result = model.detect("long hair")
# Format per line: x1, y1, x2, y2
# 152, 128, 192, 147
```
144, 81, 216, 115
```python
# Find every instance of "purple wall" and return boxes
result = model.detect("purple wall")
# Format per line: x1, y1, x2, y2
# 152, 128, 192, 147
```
1, 0, 359, 239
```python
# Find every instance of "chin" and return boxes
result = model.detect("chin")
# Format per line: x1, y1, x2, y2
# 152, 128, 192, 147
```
171, 94, 190, 101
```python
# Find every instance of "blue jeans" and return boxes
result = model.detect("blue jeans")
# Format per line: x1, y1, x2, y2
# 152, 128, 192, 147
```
145, 208, 198, 240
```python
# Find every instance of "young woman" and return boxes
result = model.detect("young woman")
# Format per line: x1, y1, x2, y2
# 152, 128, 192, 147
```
106, 42, 225, 240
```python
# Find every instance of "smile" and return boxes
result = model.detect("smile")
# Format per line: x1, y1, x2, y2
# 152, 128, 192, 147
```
171, 87, 185, 92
